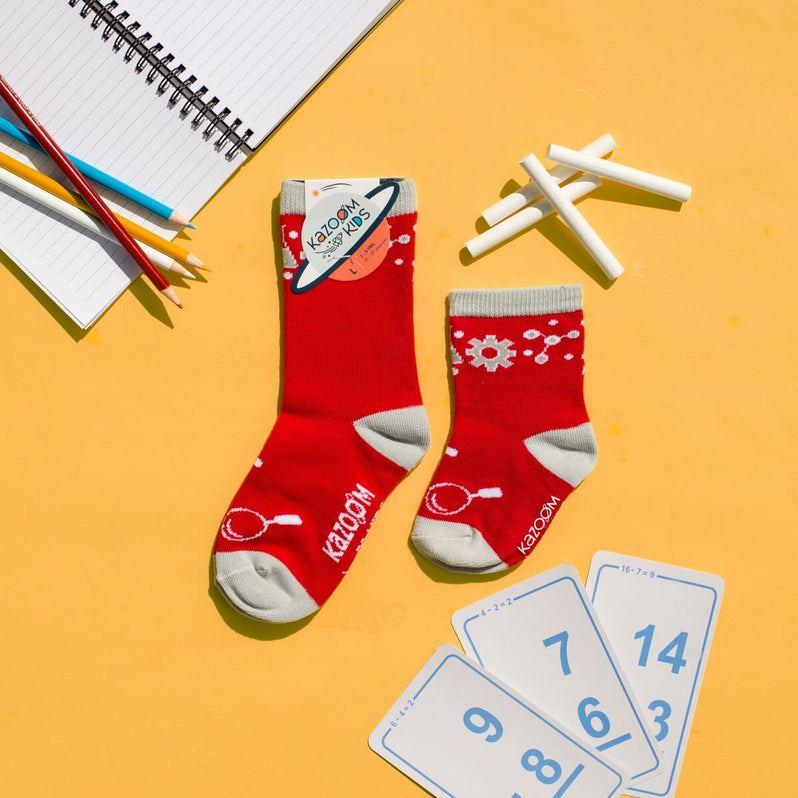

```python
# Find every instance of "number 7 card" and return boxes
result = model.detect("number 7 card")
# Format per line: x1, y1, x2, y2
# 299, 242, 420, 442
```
452, 565, 662, 786
585, 552, 724, 798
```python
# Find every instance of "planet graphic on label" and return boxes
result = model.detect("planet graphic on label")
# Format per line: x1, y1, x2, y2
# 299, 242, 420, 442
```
293, 180, 400, 293
328, 218, 391, 282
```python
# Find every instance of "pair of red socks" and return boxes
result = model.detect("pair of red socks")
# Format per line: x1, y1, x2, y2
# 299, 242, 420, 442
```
213, 180, 597, 623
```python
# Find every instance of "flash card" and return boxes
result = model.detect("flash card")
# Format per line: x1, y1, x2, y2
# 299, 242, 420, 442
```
369, 645, 627, 798
585, 552, 724, 798
452, 565, 661, 785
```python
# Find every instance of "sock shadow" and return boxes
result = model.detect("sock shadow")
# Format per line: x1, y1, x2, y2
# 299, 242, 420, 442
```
207, 548, 315, 640
205, 191, 311, 639
407, 540, 522, 584
271, 193, 286, 414
403, 296, 519, 585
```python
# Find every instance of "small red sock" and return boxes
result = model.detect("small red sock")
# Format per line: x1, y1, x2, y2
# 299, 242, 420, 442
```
411, 286, 597, 572
214, 180, 429, 623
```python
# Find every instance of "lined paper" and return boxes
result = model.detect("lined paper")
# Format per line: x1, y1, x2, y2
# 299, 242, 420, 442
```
118, 0, 401, 146
0, 0, 399, 328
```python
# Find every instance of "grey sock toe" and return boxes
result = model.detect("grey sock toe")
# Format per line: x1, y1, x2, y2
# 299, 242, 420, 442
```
410, 516, 506, 573
215, 550, 319, 623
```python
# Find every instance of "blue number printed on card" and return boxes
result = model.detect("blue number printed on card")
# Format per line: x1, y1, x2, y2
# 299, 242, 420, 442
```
541, 632, 633, 752
369, 645, 626, 798
462, 706, 587, 796
543, 631, 572, 676
647, 700, 671, 742
452, 565, 661, 783
586, 552, 725, 798
634, 625, 689, 676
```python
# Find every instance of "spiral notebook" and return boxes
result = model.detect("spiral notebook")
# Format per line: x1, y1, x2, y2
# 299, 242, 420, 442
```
0, 0, 401, 328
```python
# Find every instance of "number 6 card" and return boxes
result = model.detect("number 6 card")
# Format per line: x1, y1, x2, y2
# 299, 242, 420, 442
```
585, 552, 724, 798
452, 565, 662, 785
370, 645, 626, 798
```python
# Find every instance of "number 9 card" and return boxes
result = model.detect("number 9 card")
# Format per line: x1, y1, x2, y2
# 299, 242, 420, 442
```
369, 645, 626, 798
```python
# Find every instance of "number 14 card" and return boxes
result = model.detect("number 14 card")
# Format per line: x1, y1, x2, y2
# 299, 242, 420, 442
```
585, 552, 725, 798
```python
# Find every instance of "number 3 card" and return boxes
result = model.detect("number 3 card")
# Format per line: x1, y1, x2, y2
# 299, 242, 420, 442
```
369, 644, 627, 798
452, 565, 662, 785
585, 552, 725, 798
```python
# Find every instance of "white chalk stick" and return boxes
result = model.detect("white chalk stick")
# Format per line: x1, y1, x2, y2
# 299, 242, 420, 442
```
466, 174, 601, 257
480, 134, 615, 226
547, 143, 692, 202
520, 152, 624, 280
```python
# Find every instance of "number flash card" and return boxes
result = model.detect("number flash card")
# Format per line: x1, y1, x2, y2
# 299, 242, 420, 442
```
369, 645, 627, 798
585, 552, 725, 798
452, 565, 662, 785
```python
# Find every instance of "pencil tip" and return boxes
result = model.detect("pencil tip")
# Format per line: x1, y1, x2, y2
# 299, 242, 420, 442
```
169, 210, 191, 226
161, 285, 182, 308
186, 254, 204, 268
171, 261, 196, 279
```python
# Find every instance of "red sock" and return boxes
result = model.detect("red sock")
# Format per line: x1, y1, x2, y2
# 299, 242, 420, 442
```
214, 180, 429, 623
411, 286, 597, 572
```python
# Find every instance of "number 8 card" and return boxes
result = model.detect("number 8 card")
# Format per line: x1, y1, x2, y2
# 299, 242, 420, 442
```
586, 552, 725, 798
452, 565, 662, 785
370, 645, 626, 798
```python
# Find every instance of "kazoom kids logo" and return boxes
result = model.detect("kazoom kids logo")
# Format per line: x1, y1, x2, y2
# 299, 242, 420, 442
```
292, 181, 399, 294
305, 199, 371, 256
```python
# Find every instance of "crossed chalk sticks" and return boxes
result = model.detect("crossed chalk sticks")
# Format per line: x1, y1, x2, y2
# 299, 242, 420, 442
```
465, 133, 692, 280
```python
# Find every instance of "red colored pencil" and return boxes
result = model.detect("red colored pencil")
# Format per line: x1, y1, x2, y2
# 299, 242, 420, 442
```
0, 74, 181, 309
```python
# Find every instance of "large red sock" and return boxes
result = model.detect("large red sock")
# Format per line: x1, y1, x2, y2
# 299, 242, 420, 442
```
411, 286, 597, 572
214, 179, 429, 623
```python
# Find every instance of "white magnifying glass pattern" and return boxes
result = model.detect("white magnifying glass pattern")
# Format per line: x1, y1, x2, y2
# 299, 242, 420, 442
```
221, 507, 303, 542
424, 482, 503, 516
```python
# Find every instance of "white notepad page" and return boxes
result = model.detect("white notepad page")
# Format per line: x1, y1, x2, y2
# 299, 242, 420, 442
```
0, 0, 400, 328
120, 0, 402, 147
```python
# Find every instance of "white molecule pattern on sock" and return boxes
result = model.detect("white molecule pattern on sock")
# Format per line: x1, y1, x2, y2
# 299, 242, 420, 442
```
390, 233, 413, 267
465, 334, 516, 371
522, 323, 581, 364
450, 319, 581, 374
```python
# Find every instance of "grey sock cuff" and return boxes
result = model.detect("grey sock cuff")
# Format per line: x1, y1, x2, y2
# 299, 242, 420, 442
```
449, 285, 583, 317
280, 178, 416, 216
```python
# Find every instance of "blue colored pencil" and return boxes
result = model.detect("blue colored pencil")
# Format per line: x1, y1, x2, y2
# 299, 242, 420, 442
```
0, 115, 193, 227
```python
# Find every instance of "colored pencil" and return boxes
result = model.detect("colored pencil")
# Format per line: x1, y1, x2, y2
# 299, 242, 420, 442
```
0, 115, 192, 226
0, 165, 194, 279
0, 74, 182, 308
0, 150, 205, 270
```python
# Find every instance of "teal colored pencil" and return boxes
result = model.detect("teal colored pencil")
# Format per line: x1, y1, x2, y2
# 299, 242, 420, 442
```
0, 115, 193, 227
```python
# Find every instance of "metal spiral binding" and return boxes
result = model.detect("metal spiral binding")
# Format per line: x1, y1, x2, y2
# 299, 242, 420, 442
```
68, 0, 253, 160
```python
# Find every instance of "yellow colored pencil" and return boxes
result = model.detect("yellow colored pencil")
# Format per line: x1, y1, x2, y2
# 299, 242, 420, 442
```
0, 149, 206, 270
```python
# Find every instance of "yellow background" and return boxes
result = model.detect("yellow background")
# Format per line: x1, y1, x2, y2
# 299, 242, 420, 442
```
1, 1, 795, 795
